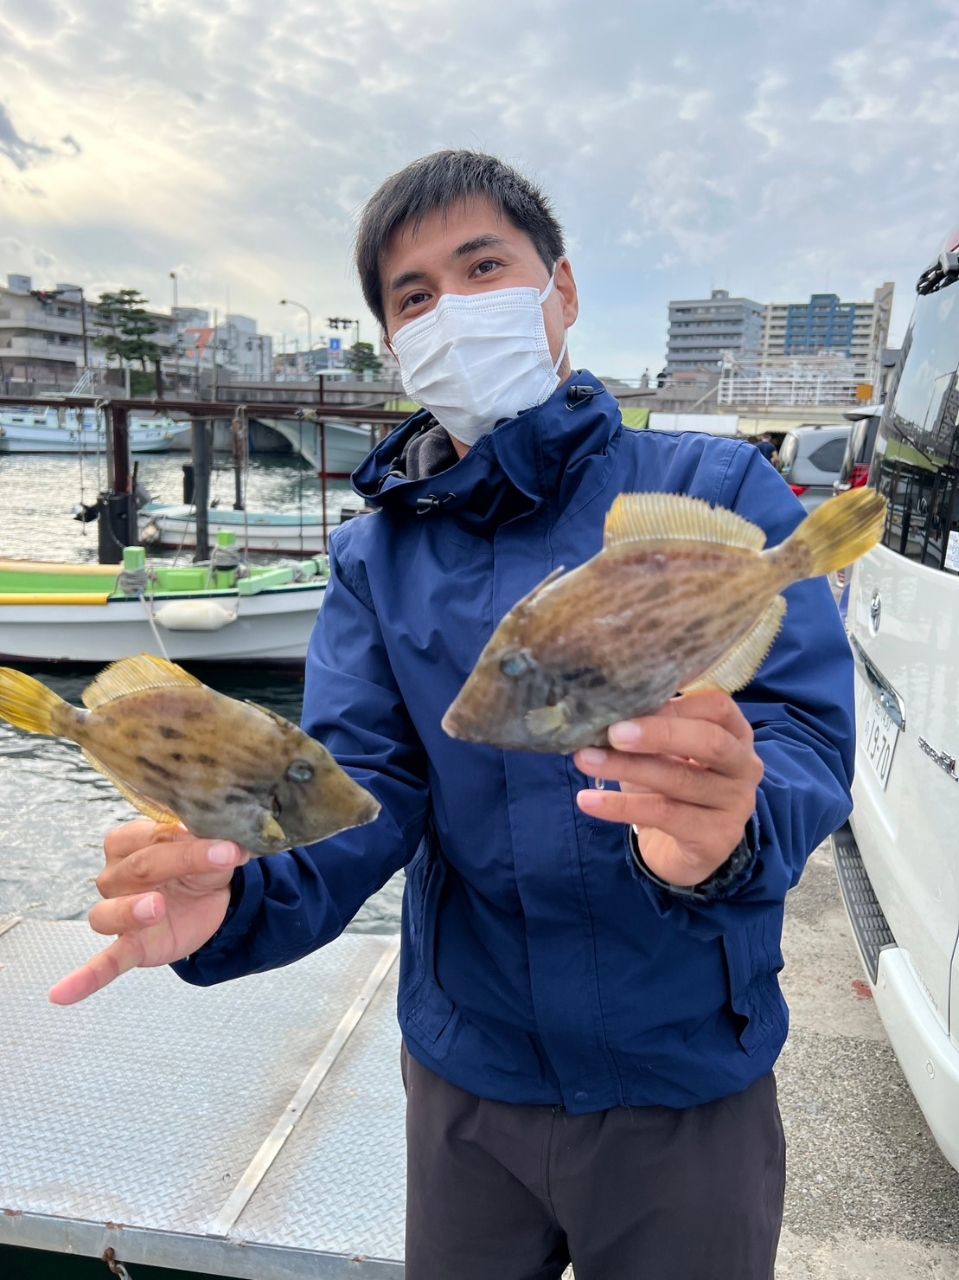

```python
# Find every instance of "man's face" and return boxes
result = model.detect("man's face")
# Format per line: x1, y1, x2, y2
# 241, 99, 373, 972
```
380, 196, 578, 370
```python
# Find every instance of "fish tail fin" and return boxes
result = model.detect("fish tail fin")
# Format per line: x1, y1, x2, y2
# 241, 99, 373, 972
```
774, 488, 887, 580
0, 668, 73, 737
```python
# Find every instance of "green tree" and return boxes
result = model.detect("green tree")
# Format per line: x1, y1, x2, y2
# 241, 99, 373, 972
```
95, 289, 164, 372
343, 340, 383, 378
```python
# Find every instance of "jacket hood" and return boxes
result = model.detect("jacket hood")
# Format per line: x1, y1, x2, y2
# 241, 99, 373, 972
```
351, 370, 622, 532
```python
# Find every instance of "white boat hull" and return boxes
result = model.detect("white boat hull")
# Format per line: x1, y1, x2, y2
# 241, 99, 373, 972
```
139, 505, 328, 555
0, 408, 190, 454
255, 417, 376, 474
0, 584, 326, 664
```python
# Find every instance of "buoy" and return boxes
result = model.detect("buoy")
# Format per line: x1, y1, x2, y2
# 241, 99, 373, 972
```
153, 600, 238, 631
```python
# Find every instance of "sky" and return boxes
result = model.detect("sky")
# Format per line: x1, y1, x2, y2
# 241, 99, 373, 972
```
2, 0, 959, 379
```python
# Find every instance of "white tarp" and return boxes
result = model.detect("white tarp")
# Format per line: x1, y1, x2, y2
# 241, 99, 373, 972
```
648, 413, 741, 436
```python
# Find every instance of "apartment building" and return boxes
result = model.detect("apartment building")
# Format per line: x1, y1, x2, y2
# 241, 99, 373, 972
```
762, 283, 894, 384
0, 273, 176, 391
175, 311, 273, 383
665, 289, 765, 377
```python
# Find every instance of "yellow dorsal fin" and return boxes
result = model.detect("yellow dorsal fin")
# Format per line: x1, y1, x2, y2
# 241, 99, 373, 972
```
604, 493, 766, 552
82, 654, 202, 710
81, 748, 182, 826
681, 594, 787, 696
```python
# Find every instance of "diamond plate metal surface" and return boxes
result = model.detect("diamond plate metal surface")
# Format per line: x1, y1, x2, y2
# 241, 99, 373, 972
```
0, 920, 405, 1268
235, 967, 406, 1261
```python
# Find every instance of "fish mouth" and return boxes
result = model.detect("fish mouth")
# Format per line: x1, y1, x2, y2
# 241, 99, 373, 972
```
441, 703, 483, 742
358, 794, 381, 825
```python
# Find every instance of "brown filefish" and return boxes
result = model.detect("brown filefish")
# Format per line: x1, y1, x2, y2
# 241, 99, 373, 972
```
442, 486, 887, 754
0, 654, 380, 854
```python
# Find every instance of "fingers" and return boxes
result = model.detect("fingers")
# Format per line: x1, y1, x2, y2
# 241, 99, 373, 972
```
595, 694, 761, 782
576, 787, 745, 865
577, 748, 741, 806
576, 788, 708, 843
104, 818, 190, 862
88, 891, 166, 937
48, 934, 147, 1006
97, 835, 248, 899
648, 690, 754, 741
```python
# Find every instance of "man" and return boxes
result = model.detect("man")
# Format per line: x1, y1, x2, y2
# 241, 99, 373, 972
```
51, 151, 855, 1279
756, 432, 780, 467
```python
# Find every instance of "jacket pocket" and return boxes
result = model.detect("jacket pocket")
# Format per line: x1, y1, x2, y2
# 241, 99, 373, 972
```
402, 826, 457, 1052
722, 922, 779, 1056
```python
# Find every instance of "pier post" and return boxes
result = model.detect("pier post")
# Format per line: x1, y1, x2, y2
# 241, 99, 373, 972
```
192, 417, 212, 562
97, 405, 137, 563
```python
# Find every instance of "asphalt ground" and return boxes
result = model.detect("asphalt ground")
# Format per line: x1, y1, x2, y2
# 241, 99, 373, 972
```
561, 844, 959, 1279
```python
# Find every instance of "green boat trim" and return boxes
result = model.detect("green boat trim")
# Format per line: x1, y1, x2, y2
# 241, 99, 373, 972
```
0, 537, 329, 604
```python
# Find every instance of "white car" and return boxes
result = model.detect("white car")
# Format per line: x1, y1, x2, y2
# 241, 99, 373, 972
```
833, 232, 959, 1174
776, 422, 852, 513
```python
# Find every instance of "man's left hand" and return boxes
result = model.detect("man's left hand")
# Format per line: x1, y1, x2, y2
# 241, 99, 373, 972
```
574, 690, 763, 889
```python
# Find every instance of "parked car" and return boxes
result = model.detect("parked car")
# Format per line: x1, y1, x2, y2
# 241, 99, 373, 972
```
775, 422, 852, 513
830, 406, 886, 616
835, 406, 885, 494
832, 228, 959, 1175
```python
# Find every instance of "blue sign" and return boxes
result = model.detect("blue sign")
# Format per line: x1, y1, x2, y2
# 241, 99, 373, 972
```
329, 338, 341, 351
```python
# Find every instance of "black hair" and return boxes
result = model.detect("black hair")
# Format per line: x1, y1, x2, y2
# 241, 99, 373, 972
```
355, 149, 566, 330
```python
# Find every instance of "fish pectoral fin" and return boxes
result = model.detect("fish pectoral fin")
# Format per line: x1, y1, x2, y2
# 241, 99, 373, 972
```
604, 493, 766, 551
524, 702, 571, 738
680, 595, 788, 697
82, 654, 202, 710
261, 812, 287, 845
81, 749, 181, 826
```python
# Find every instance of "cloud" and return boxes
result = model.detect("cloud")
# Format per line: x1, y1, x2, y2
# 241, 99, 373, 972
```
0, 103, 53, 170
0, 0, 957, 377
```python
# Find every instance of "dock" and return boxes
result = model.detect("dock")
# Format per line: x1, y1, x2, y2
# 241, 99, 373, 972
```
0, 920, 406, 1277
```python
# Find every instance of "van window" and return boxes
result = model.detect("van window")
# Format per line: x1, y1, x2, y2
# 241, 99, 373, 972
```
808, 438, 847, 472
872, 286, 959, 572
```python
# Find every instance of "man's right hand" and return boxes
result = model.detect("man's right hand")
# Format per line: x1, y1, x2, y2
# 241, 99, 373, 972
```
48, 819, 250, 1006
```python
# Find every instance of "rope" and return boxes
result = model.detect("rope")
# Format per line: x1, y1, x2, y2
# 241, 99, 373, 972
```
231, 407, 250, 559
117, 566, 149, 595
298, 416, 305, 556
139, 592, 171, 661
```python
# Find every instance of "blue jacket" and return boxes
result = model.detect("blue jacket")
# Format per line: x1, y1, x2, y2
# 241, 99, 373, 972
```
174, 372, 854, 1113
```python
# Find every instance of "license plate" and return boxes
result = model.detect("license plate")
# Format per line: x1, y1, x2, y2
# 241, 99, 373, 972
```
860, 689, 899, 789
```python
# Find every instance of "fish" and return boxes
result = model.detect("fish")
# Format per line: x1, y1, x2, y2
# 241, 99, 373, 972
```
0, 654, 380, 854
442, 486, 887, 755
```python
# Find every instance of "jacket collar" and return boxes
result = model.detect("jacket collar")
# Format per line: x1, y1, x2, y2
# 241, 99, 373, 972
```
352, 370, 622, 532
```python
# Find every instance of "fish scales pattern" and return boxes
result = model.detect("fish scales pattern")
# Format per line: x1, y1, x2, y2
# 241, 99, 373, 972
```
0, 656, 381, 855
443, 487, 887, 755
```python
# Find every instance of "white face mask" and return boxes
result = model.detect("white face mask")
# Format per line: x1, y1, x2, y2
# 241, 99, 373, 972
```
391, 271, 568, 447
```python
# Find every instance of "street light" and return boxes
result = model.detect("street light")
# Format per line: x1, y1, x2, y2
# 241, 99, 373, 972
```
280, 299, 313, 373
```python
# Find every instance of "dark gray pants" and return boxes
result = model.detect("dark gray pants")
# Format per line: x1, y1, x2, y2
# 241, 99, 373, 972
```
403, 1044, 785, 1280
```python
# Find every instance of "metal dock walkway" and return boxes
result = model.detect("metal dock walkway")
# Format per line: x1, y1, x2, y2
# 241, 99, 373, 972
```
0, 916, 406, 1277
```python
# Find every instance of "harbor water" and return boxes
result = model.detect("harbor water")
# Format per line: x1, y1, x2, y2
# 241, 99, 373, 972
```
0, 451, 403, 931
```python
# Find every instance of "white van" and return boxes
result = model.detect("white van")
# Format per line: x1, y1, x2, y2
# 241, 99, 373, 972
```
833, 233, 959, 1174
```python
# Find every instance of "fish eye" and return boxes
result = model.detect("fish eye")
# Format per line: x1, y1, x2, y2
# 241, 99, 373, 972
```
285, 759, 314, 784
500, 650, 533, 679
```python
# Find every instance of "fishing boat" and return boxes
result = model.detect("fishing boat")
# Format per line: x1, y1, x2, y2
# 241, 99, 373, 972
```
256, 414, 378, 476
0, 539, 327, 664
138, 502, 333, 556
0, 406, 190, 454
